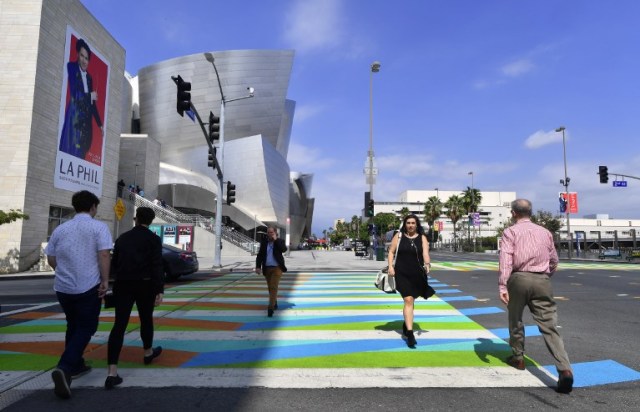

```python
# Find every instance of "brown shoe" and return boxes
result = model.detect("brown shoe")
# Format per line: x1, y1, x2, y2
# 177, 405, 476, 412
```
506, 355, 525, 370
557, 370, 574, 394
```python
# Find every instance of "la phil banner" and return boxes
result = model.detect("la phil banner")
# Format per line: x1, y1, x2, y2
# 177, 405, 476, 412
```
55, 26, 110, 195
559, 192, 579, 214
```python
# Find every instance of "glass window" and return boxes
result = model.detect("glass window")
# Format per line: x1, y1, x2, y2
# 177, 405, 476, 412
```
47, 206, 74, 240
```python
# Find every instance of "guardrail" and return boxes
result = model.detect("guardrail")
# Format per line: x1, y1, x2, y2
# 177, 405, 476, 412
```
131, 194, 257, 253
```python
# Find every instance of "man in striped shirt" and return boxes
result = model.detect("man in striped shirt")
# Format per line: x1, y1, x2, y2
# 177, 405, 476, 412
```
499, 199, 573, 394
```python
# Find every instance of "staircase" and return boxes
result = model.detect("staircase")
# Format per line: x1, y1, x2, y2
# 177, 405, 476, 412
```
132, 195, 258, 254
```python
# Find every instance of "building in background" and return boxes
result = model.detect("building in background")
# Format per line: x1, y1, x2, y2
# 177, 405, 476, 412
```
0, 0, 313, 273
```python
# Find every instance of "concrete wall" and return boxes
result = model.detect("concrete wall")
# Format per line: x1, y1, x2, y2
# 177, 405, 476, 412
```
0, 0, 126, 273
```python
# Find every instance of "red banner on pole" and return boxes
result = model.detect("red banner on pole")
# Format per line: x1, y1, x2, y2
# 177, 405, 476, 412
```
559, 192, 579, 214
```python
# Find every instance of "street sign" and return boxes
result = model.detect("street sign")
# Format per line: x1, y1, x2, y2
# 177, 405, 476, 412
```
113, 198, 126, 221
613, 181, 627, 187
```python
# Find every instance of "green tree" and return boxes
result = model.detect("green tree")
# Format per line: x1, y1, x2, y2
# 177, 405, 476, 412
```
444, 195, 465, 251
531, 210, 563, 234
423, 196, 443, 229
462, 186, 482, 213
0, 209, 29, 225
373, 212, 400, 233
398, 207, 411, 219
496, 209, 563, 237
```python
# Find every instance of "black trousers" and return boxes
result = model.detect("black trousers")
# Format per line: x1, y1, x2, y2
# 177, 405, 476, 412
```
107, 280, 156, 365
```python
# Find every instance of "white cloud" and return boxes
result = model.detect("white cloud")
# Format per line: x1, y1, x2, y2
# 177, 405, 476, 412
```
501, 58, 535, 77
288, 143, 335, 171
293, 104, 325, 123
525, 130, 562, 149
282, 0, 344, 53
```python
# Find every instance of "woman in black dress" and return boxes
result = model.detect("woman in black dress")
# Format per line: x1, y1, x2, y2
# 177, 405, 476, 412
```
387, 214, 433, 347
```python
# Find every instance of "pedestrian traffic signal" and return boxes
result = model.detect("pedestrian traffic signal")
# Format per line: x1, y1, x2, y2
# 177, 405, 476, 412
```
599, 165, 608, 184
226, 181, 236, 205
366, 199, 375, 217
174, 75, 191, 117
208, 111, 220, 142
207, 147, 217, 169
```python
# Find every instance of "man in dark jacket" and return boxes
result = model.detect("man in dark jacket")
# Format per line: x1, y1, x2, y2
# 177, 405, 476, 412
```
104, 207, 164, 389
255, 226, 288, 317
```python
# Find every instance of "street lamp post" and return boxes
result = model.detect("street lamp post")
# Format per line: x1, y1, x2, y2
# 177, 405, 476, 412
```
556, 126, 572, 260
468, 171, 475, 252
366, 61, 380, 260
204, 52, 254, 268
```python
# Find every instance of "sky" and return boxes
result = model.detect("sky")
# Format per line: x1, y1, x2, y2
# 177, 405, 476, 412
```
81, 0, 640, 235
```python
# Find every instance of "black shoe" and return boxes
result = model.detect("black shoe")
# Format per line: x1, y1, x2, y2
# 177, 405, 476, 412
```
406, 330, 417, 348
267, 308, 274, 317
557, 370, 574, 394
71, 363, 92, 380
402, 322, 408, 337
104, 375, 123, 390
143, 346, 163, 365
274, 301, 278, 310
52, 368, 71, 399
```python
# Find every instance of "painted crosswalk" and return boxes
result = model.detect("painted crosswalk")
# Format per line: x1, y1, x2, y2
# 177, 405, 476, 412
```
1, 268, 639, 391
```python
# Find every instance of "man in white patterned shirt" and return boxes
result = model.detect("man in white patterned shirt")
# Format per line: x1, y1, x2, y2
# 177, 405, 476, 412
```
45, 190, 112, 399
499, 198, 573, 394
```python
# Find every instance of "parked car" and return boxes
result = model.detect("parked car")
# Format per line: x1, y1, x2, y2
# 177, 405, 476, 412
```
163, 244, 199, 281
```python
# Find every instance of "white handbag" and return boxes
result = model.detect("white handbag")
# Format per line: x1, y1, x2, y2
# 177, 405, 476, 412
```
374, 231, 401, 293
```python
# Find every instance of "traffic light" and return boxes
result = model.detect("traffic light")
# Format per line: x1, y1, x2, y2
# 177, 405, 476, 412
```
207, 147, 217, 169
364, 191, 371, 217
367, 199, 375, 217
226, 181, 236, 205
208, 111, 220, 142
174, 75, 191, 117
599, 165, 608, 184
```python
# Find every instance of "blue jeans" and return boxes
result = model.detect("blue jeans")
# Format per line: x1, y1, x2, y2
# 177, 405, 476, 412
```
56, 284, 102, 374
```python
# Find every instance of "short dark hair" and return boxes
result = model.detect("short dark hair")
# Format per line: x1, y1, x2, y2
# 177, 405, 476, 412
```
135, 207, 155, 226
511, 199, 533, 217
75, 38, 91, 59
71, 190, 99, 213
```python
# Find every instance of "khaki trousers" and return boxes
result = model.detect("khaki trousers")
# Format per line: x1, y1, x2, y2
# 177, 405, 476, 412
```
507, 271, 572, 372
263, 266, 283, 309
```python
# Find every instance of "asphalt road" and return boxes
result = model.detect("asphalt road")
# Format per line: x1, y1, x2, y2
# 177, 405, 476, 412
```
1, 255, 638, 411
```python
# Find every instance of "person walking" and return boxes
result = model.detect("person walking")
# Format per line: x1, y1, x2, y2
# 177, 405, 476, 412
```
45, 190, 112, 399
499, 199, 573, 394
105, 207, 164, 389
387, 214, 434, 348
255, 226, 288, 317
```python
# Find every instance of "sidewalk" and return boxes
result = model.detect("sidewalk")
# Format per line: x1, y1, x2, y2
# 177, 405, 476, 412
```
1, 250, 389, 281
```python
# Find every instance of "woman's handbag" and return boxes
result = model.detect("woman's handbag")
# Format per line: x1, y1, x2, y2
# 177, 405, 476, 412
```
374, 232, 401, 293
375, 266, 396, 293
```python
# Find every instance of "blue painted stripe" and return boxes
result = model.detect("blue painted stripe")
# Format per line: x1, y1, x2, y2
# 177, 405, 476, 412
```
238, 314, 475, 330
543, 360, 640, 387
440, 296, 477, 302
489, 325, 541, 339
459, 307, 504, 316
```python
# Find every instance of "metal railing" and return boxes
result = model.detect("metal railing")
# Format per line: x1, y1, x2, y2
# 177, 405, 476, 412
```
130, 194, 258, 253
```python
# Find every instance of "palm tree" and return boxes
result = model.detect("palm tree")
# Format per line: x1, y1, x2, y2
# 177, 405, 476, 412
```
462, 186, 482, 247
444, 195, 465, 251
462, 186, 482, 213
423, 196, 443, 229
398, 207, 411, 219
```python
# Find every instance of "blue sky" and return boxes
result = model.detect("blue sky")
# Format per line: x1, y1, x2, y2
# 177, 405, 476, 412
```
81, 0, 640, 235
